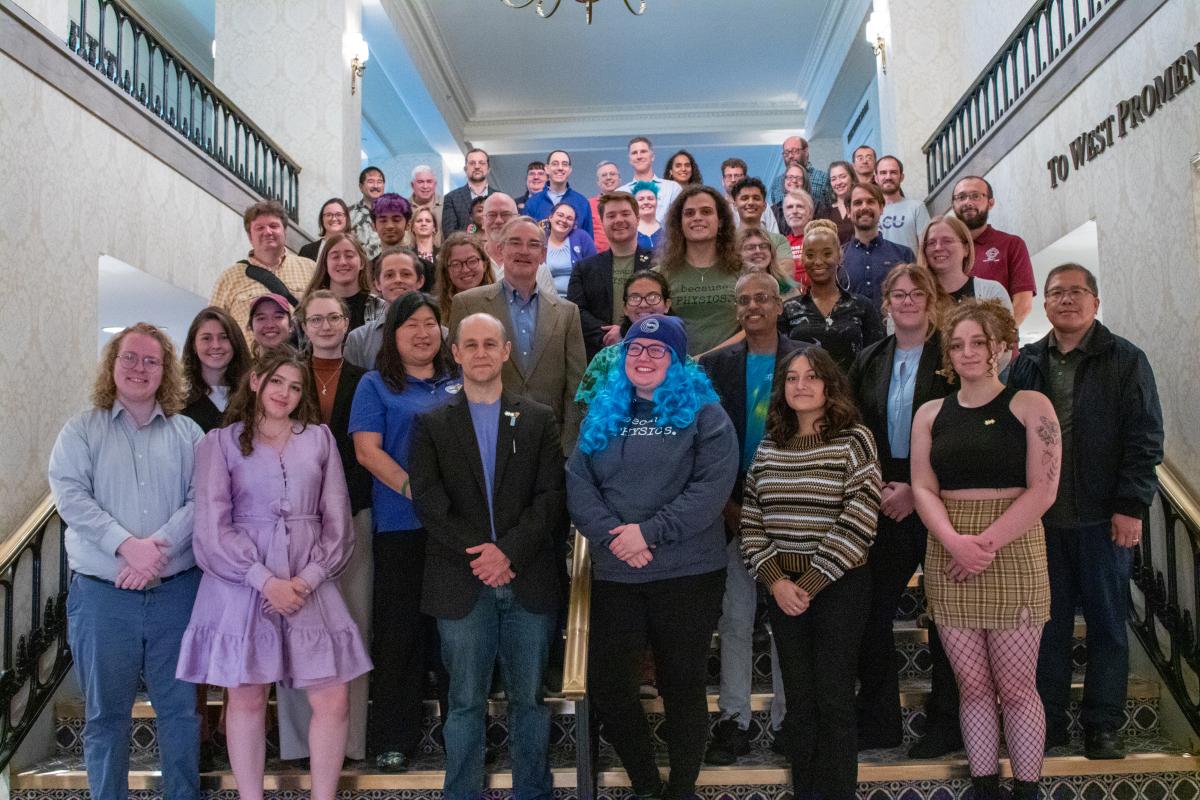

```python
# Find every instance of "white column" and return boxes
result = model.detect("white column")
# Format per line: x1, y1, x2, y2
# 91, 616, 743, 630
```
214, 0, 362, 231
18, 0, 70, 38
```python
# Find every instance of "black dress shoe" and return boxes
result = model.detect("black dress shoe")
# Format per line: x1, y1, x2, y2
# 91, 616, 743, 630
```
856, 730, 902, 751
907, 726, 964, 759
1043, 728, 1070, 753
704, 719, 752, 765
971, 774, 1001, 800
1084, 728, 1126, 760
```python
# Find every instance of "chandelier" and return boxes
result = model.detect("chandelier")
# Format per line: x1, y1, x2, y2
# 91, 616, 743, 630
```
501, 0, 647, 25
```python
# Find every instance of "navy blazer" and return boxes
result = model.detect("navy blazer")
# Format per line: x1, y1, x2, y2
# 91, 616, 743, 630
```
409, 393, 567, 619
441, 184, 495, 234
566, 247, 655, 360
699, 333, 809, 502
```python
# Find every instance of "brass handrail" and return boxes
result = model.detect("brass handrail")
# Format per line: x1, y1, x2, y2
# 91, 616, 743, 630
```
561, 530, 591, 700
1156, 460, 1200, 539
0, 493, 56, 572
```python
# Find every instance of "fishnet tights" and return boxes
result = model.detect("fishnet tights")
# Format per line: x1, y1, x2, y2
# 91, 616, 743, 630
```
940, 621, 1045, 781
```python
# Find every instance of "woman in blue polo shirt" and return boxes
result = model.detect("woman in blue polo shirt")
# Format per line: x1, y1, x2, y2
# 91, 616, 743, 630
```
349, 292, 462, 772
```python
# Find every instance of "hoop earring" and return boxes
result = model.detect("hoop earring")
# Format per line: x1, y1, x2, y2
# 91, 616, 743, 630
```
836, 264, 850, 292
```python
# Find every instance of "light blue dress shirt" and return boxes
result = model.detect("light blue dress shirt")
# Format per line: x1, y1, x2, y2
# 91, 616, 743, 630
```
886, 345, 923, 459
503, 279, 540, 369
48, 402, 203, 581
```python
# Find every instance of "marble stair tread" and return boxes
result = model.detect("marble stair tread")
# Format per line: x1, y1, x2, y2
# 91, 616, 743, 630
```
56, 674, 1151, 721
13, 731, 1197, 790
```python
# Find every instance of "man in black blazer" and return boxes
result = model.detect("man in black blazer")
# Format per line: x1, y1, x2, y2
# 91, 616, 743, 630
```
567, 191, 654, 360
442, 147, 496, 234
410, 312, 565, 800
698, 272, 807, 765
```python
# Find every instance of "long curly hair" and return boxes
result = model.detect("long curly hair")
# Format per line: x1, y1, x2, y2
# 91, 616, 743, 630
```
664, 149, 703, 185
765, 347, 861, 444
223, 350, 321, 456
659, 184, 742, 276
435, 232, 495, 321
937, 299, 1017, 384
93, 323, 186, 415
578, 347, 719, 455
182, 307, 251, 406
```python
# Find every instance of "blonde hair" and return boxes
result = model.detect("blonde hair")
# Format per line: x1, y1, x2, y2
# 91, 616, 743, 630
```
938, 299, 1017, 383
803, 218, 838, 241
917, 215, 975, 275
93, 323, 185, 415
881, 263, 949, 339
737, 227, 793, 292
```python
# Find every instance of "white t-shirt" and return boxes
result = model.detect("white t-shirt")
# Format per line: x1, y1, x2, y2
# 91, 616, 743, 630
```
879, 196, 929, 253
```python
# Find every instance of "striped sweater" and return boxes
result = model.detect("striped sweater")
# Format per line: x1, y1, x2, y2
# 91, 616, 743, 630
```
740, 424, 882, 598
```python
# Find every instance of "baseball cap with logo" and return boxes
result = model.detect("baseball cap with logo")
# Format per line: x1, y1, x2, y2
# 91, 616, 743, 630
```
623, 314, 687, 361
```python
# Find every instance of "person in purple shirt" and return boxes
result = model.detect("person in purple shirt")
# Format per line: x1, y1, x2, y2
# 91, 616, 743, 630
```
349, 292, 463, 772
842, 182, 915, 309
178, 350, 371, 800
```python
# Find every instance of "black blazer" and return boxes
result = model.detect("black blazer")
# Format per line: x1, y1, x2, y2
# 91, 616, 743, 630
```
182, 395, 224, 433
410, 393, 567, 619
442, 184, 494, 234
699, 333, 809, 501
848, 331, 952, 484
298, 239, 322, 262
566, 247, 655, 360
327, 361, 373, 515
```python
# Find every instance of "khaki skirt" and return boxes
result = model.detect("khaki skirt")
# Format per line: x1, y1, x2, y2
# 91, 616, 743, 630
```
925, 497, 1050, 629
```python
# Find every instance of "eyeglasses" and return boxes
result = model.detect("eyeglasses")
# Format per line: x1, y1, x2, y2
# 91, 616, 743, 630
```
887, 289, 928, 304
304, 313, 347, 327
321, 212, 346, 221
735, 292, 775, 306
782, 147, 806, 155
448, 256, 483, 272
626, 292, 663, 306
952, 191, 988, 203
626, 342, 669, 359
784, 175, 806, 184
1045, 286, 1095, 303
742, 243, 772, 253
117, 351, 163, 370
484, 211, 516, 222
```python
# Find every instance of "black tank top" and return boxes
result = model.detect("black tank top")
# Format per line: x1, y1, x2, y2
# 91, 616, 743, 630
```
930, 385, 1027, 490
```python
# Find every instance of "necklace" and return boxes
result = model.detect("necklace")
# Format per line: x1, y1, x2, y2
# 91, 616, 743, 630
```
314, 358, 343, 396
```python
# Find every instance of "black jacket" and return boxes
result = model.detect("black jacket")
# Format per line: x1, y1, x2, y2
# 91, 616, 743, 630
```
327, 361, 374, 516
182, 395, 224, 434
699, 333, 809, 502
442, 184, 494, 234
410, 393, 567, 619
566, 248, 655, 361
848, 331, 953, 484
1007, 321, 1163, 520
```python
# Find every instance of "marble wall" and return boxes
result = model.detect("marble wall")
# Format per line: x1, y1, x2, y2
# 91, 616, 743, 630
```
0, 48, 248, 537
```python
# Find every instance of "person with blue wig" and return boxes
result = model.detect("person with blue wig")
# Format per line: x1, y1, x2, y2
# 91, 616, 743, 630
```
566, 314, 738, 800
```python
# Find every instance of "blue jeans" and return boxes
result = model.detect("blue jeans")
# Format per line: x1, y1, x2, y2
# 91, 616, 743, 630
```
1037, 521, 1133, 735
66, 568, 201, 800
718, 537, 786, 730
438, 585, 554, 800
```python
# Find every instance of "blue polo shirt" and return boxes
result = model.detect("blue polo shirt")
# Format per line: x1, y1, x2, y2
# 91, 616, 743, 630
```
349, 370, 462, 532
842, 235, 915, 309
522, 183, 595, 237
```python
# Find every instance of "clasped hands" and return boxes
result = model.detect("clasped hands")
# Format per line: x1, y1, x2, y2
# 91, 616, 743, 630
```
114, 536, 169, 590
262, 576, 313, 615
467, 543, 515, 588
609, 523, 653, 568
944, 533, 997, 582
771, 579, 810, 616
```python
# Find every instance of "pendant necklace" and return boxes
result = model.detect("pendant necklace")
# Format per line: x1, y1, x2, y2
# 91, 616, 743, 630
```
315, 359, 343, 396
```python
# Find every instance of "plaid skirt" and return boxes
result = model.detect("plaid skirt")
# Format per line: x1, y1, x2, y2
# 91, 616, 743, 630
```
925, 497, 1050, 629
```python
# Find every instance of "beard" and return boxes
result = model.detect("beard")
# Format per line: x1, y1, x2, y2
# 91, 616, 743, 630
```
959, 207, 989, 230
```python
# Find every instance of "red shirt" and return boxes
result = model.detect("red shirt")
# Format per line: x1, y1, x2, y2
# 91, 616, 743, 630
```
971, 225, 1036, 296
589, 196, 609, 253
787, 233, 808, 288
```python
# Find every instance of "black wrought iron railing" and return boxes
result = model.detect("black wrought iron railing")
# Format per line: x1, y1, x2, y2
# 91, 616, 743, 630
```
66, 0, 301, 220
0, 496, 71, 770
922, 0, 1119, 196
1131, 462, 1200, 735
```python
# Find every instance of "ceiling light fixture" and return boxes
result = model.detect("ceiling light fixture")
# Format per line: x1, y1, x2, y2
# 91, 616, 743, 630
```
864, 11, 887, 75
350, 35, 369, 95
501, 0, 647, 25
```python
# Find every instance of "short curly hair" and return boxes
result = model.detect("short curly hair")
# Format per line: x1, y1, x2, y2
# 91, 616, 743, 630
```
93, 323, 185, 415
938, 299, 1017, 384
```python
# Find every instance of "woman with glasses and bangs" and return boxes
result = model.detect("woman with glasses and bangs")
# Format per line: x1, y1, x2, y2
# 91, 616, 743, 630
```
567, 314, 738, 800
435, 231, 497, 322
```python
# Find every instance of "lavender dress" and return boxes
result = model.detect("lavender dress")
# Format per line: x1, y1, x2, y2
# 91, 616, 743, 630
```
176, 423, 372, 688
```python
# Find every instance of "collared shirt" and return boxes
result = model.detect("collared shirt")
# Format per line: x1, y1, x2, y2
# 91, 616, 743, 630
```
209, 251, 315, 333
468, 399, 501, 541
887, 345, 923, 458
1044, 323, 1097, 526
348, 199, 382, 259
617, 176, 682, 223
842, 234, 915, 309
503, 279, 540, 368
49, 402, 204, 581
770, 165, 833, 209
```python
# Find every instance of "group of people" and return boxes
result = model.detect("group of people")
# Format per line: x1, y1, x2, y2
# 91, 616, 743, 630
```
51, 132, 1164, 800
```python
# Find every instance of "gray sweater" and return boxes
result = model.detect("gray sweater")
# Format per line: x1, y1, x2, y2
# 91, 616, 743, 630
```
566, 399, 737, 583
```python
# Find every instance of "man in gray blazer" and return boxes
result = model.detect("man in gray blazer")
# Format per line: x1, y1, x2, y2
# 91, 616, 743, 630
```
449, 217, 585, 455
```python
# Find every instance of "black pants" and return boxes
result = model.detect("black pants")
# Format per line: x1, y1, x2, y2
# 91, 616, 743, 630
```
588, 569, 725, 800
367, 530, 449, 756
771, 566, 869, 800
855, 513, 960, 742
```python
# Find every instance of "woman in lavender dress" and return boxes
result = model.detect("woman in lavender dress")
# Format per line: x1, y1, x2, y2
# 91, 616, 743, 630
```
178, 350, 371, 800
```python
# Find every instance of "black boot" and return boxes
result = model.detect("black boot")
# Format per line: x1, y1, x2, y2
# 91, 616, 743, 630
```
970, 774, 1000, 800
1011, 778, 1041, 800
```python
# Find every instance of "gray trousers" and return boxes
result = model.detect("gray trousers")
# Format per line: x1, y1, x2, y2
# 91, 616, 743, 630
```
718, 537, 786, 730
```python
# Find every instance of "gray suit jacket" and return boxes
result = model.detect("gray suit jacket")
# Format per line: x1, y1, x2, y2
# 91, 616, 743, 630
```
449, 282, 585, 455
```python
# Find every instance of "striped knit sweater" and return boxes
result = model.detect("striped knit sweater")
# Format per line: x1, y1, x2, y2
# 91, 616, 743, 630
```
740, 424, 881, 598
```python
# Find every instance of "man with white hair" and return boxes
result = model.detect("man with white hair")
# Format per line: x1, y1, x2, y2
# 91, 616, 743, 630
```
409, 164, 443, 224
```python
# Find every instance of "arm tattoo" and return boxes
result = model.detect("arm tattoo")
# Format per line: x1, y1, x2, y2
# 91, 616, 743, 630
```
1036, 416, 1059, 447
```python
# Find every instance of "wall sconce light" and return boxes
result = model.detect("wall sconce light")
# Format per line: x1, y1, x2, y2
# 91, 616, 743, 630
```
865, 11, 887, 75
351, 35, 369, 95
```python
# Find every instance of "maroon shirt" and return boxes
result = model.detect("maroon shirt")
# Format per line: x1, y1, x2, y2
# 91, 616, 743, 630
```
970, 225, 1036, 296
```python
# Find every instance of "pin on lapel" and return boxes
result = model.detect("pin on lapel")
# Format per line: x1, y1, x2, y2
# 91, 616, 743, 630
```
505, 411, 520, 453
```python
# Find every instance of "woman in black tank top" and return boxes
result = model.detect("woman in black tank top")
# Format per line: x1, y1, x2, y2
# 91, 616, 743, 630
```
909, 301, 1061, 800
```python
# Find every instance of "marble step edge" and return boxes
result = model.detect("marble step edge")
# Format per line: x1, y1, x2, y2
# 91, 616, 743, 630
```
14, 751, 1200, 791
56, 675, 1155, 721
